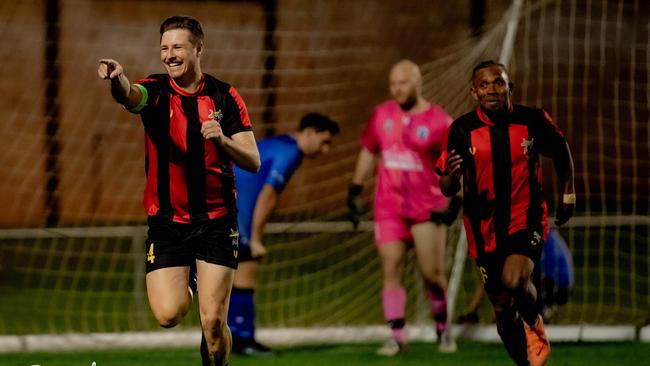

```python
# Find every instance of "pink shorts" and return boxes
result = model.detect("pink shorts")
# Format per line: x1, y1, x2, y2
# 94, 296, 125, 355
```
374, 217, 426, 246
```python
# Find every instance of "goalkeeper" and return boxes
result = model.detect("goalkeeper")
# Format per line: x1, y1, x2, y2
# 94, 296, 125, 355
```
347, 59, 461, 356
437, 60, 576, 366
229, 113, 340, 356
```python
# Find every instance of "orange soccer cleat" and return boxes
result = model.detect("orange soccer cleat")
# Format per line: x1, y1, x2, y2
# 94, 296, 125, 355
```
523, 314, 551, 366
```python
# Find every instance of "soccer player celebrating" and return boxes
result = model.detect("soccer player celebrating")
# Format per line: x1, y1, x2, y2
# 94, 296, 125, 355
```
97, 16, 260, 366
228, 113, 340, 356
347, 59, 460, 356
437, 60, 576, 366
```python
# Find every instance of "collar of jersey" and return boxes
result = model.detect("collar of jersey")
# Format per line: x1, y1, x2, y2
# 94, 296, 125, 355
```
475, 102, 514, 126
169, 74, 206, 96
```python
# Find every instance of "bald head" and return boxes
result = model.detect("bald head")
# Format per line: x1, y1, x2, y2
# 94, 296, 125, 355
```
390, 59, 422, 84
389, 59, 422, 110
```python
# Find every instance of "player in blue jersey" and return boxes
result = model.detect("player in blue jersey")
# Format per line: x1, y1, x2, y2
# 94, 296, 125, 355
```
228, 113, 340, 356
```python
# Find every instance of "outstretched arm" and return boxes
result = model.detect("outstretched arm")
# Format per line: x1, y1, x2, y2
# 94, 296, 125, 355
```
97, 59, 143, 110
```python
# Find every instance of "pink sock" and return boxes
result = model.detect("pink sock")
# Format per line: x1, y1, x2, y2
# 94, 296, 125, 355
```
383, 287, 407, 344
427, 287, 448, 333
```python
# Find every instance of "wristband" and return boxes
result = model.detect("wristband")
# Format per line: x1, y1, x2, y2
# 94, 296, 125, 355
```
562, 193, 576, 204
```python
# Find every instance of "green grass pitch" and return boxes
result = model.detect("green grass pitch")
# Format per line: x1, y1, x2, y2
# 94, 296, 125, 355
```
2, 341, 648, 366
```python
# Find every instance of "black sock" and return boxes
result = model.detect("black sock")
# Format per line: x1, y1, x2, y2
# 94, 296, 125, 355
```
200, 333, 210, 366
515, 287, 539, 327
496, 309, 529, 366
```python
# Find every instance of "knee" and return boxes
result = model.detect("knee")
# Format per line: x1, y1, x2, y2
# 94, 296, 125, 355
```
501, 272, 529, 292
201, 313, 229, 338
382, 259, 404, 280
152, 305, 186, 328
423, 268, 446, 287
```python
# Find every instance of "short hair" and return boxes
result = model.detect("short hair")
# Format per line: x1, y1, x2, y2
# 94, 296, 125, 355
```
472, 60, 508, 80
160, 16, 204, 46
299, 113, 340, 135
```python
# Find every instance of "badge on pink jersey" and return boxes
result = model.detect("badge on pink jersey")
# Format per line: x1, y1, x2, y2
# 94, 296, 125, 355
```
383, 119, 394, 131
416, 126, 430, 140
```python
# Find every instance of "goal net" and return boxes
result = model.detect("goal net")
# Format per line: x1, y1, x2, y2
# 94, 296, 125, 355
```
0, 0, 648, 350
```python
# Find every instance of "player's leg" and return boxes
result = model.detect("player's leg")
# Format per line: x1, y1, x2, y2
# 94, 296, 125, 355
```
411, 221, 456, 352
194, 215, 240, 366
197, 260, 235, 366
502, 260, 549, 365
486, 287, 530, 366
229, 258, 272, 356
146, 266, 193, 327
144, 216, 195, 328
474, 248, 529, 365
500, 229, 549, 366
375, 218, 410, 355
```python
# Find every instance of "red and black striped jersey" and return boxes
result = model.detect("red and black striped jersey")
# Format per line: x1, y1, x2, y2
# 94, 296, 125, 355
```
131, 73, 253, 224
437, 105, 567, 258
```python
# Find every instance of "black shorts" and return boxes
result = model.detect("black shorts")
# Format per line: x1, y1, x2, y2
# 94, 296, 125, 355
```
145, 214, 239, 273
236, 237, 254, 262
474, 228, 545, 293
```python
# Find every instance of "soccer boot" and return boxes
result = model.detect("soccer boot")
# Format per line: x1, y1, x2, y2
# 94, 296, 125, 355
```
232, 338, 274, 357
523, 314, 550, 366
376, 338, 408, 356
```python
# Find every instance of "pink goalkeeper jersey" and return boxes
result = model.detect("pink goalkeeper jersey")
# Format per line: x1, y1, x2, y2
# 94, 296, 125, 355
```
361, 100, 452, 221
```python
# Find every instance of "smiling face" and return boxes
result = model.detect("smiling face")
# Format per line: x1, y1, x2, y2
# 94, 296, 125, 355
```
160, 28, 202, 82
470, 64, 513, 113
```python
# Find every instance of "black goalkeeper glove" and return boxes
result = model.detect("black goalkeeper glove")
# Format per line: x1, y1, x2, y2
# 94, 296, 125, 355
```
347, 184, 363, 230
430, 196, 463, 226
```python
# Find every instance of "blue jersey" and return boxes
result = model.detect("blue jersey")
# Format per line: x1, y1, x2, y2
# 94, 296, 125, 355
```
540, 229, 574, 287
235, 134, 303, 243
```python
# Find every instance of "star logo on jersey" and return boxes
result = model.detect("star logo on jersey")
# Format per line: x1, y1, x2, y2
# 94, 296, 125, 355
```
416, 126, 430, 140
209, 109, 223, 123
469, 146, 477, 155
521, 137, 535, 155
383, 119, 394, 131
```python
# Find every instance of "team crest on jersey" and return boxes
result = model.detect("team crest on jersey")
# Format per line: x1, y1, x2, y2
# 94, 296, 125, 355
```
383, 119, 394, 131
416, 126, 430, 140
521, 137, 535, 155
209, 109, 223, 123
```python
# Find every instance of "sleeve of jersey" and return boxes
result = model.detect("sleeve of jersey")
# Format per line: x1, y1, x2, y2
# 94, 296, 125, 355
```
129, 76, 159, 114
359, 110, 380, 154
434, 124, 456, 176
534, 109, 567, 157
265, 149, 302, 193
221, 86, 253, 137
